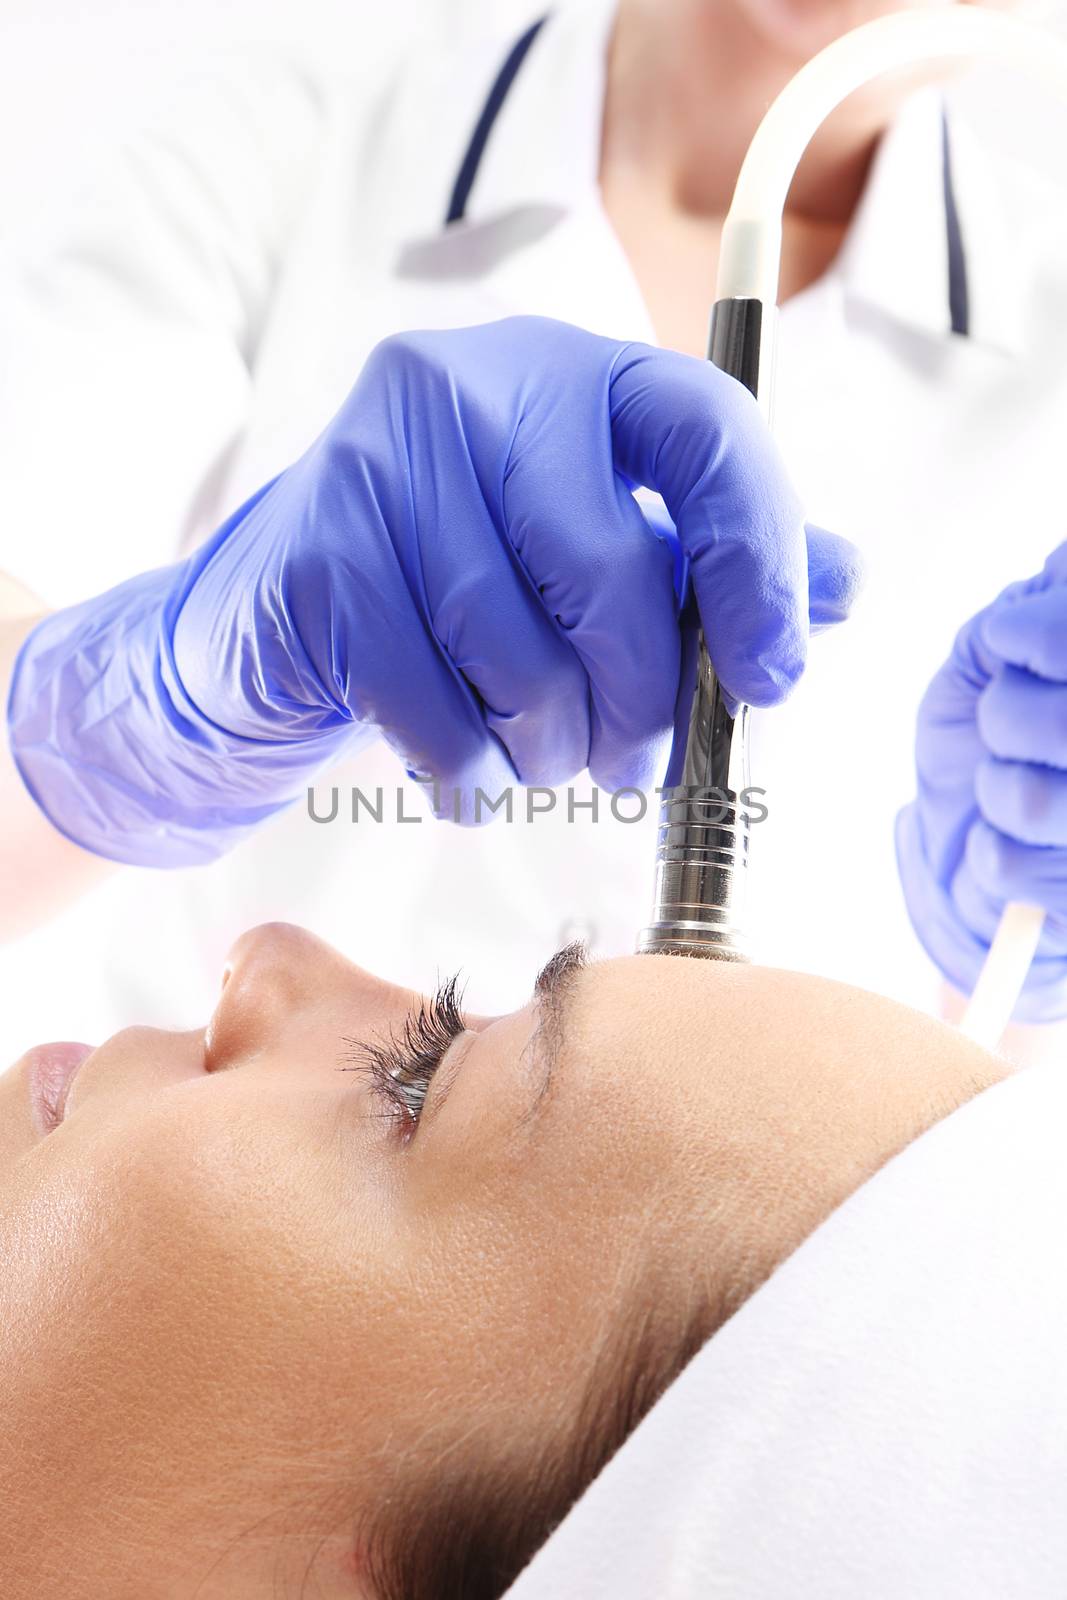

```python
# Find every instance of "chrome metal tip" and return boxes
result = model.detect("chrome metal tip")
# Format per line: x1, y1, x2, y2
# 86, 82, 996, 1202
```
636, 925, 750, 962
640, 595, 754, 973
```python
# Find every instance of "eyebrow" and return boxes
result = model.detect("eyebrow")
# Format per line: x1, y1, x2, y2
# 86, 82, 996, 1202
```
415, 940, 588, 1136
523, 939, 588, 1120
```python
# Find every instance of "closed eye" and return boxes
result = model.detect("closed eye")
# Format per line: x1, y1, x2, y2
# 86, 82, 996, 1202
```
338, 972, 467, 1139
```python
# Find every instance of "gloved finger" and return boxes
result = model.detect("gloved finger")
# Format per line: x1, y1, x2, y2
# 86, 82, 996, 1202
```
1007, 956, 1067, 1022
897, 804, 1067, 1020
420, 503, 592, 787
641, 498, 865, 634
914, 655, 988, 780
630, 493, 692, 607
806, 524, 866, 631
981, 586, 1067, 681
962, 819, 1067, 953
895, 801, 990, 993
977, 664, 1067, 769
607, 344, 811, 708
337, 588, 519, 824
975, 753, 1067, 848
271, 512, 519, 823
378, 717, 517, 827
950, 866, 1067, 989
504, 435, 680, 795
946, 859, 1014, 947
953, 851, 1067, 960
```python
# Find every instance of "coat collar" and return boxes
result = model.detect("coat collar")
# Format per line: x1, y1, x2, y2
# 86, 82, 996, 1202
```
834, 85, 1022, 356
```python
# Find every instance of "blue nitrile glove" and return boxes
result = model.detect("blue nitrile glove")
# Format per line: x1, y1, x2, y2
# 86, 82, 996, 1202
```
636, 492, 859, 651
896, 540, 1067, 1022
8, 316, 862, 867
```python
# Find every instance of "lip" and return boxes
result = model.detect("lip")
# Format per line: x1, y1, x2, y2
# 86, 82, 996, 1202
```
26, 1041, 95, 1135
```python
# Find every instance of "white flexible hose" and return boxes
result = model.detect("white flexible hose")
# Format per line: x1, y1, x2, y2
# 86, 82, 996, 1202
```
718, 9, 1067, 304
715, 8, 1067, 1046
957, 901, 1047, 1045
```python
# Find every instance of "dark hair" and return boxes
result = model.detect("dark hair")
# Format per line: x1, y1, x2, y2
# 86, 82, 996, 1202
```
357, 1273, 728, 1600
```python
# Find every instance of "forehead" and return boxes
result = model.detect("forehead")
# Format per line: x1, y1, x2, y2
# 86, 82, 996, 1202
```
548, 953, 735, 1115
565, 954, 748, 1050
558, 955, 896, 1116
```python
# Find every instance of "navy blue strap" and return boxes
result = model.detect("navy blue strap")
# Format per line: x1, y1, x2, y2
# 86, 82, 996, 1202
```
445, 16, 550, 226
941, 112, 970, 337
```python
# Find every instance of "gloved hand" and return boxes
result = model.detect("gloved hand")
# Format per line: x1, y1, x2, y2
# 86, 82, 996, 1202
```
896, 541, 1067, 1022
8, 316, 862, 867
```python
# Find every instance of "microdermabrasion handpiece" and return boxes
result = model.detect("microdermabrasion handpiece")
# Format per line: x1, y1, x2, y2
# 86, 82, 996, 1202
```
641, 7, 1067, 1020
637, 299, 770, 961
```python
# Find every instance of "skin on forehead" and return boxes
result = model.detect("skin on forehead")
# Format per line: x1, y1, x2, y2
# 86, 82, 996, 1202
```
0, 934, 1006, 1599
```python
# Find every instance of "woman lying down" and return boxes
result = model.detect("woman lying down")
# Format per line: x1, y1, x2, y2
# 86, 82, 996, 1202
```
0, 925, 1011, 1600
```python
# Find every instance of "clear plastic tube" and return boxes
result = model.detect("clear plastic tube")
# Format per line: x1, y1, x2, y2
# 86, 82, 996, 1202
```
715, 8, 1067, 1046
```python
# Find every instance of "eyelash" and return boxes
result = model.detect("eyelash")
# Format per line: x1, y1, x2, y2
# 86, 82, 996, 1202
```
339, 972, 467, 1138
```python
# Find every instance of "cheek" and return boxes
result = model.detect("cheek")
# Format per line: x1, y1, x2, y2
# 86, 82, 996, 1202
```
397, 1121, 642, 1408
0, 1082, 401, 1488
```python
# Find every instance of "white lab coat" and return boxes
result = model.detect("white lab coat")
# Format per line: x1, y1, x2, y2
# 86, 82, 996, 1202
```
3, 0, 1067, 1042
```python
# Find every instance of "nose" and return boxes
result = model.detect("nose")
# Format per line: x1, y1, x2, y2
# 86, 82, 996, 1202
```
206, 921, 414, 1072
219, 920, 322, 997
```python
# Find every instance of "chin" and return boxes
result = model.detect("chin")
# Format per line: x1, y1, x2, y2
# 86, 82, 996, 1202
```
733, 0, 951, 63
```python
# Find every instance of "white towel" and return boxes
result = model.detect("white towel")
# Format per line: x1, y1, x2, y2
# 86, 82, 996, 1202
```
507, 1057, 1067, 1600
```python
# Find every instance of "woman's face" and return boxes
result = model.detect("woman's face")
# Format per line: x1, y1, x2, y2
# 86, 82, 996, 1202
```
0, 926, 1004, 1599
